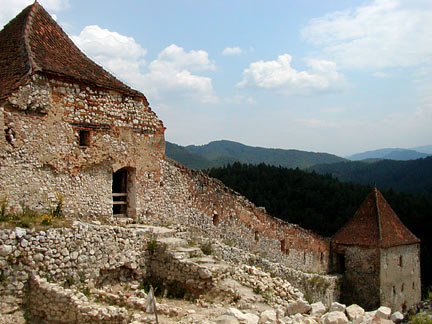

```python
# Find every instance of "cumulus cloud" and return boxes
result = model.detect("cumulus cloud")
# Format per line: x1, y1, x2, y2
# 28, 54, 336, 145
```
0, 0, 69, 28
237, 54, 345, 94
222, 47, 242, 56
156, 44, 215, 71
72, 26, 216, 103
301, 0, 432, 69
71, 25, 147, 80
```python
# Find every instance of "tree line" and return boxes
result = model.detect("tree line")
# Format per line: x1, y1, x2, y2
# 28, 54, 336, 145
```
207, 162, 432, 290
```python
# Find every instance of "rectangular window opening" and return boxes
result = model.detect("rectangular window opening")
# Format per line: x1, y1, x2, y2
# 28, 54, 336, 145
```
79, 130, 90, 146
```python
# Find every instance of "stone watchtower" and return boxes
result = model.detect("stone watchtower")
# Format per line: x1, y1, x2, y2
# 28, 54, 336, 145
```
0, 2, 165, 219
332, 188, 421, 311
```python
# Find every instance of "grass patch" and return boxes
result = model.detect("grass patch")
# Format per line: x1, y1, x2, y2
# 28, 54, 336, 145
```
0, 193, 68, 230
146, 238, 158, 254
64, 276, 75, 288
410, 312, 432, 324
200, 241, 213, 255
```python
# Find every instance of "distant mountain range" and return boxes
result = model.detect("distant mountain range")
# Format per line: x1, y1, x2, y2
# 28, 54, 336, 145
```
166, 140, 432, 195
166, 140, 346, 170
346, 147, 431, 161
309, 156, 432, 195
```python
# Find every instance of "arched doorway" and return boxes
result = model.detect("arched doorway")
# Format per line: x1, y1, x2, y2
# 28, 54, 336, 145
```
112, 167, 136, 218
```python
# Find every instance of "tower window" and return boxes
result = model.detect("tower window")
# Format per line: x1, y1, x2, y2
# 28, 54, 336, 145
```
212, 213, 219, 226
399, 255, 403, 267
79, 130, 90, 146
5, 127, 14, 144
254, 231, 259, 242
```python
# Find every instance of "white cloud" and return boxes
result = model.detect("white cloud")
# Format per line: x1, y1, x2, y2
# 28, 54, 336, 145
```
222, 47, 242, 56
71, 25, 147, 67
237, 54, 345, 94
301, 0, 432, 69
72, 27, 216, 103
0, 0, 69, 28
156, 44, 215, 71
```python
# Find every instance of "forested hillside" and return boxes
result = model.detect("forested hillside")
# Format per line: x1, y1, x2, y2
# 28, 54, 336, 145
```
208, 162, 432, 289
166, 140, 346, 170
309, 156, 432, 195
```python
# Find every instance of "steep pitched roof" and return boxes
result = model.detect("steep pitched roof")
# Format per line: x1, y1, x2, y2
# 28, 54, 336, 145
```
332, 188, 420, 248
0, 1, 147, 102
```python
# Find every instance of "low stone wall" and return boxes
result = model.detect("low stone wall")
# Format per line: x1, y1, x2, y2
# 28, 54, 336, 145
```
0, 222, 148, 297
27, 275, 129, 324
148, 247, 213, 295
211, 241, 340, 307
0, 222, 221, 301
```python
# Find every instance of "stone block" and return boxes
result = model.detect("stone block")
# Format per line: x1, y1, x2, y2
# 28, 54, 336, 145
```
321, 311, 349, 324
390, 311, 404, 322
259, 309, 276, 323
346, 304, 365, 320
224, 308, 247, 321
243, 313, 259, 324
215, 314, 240, 324
286, 299, 312, 315
311, 301, 326, 317
375, 306, 392, 319
330, 302, 346, 313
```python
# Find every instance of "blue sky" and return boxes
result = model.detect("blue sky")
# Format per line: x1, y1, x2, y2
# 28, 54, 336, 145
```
1, 0, 431, 156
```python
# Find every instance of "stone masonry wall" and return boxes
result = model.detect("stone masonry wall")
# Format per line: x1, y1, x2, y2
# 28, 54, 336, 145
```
0, 73, 165, 218
140, 159, 331, 275
0, 222, 221, 300
211, 241, 340, 307
27, 275, 130, 324
0, 222, 148, 297
337, 245, 380, 310
380, 244, 421, 312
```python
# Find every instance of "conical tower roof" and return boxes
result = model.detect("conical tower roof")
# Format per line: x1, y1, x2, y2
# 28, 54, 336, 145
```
332, 188, 420, 248
0, 1, 146, 102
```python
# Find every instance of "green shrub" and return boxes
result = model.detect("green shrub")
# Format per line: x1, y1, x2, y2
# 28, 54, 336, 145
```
0, 196, 8, 221
200, 241, 213, 255
64, 276, 74, 287
51, 193, 64, 218
41, 214, 53, 225
410, 312, 432, 324
0, 273, 6, 285
78, 286, 90, 297
146, 238, 158, 254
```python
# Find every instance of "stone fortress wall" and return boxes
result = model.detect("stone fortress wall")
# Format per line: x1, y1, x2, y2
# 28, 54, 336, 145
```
379, 244, 421, 312
0, 73, 165, 219
140, 159, 331, 275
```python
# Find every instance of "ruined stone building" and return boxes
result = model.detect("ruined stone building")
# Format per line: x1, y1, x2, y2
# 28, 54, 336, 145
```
0, 2, 421, 312
0, 1, 165, 219
332, 188, 421, 311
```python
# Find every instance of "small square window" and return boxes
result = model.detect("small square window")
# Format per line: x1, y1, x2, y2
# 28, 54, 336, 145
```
79, 130, 90, 146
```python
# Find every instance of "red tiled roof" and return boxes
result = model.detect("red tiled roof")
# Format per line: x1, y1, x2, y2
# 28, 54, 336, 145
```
0, 2, 147, 102
332, 188, 420, 248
